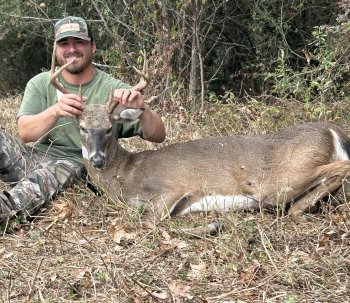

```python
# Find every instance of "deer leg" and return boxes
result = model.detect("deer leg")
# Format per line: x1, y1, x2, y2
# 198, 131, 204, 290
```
142, 191, 226, 236
288, 161, 350, 222
141, 192, 190, 230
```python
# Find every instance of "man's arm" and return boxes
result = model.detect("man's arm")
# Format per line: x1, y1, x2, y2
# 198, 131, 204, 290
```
139, 105, 166, 143
18, 94, 86, 143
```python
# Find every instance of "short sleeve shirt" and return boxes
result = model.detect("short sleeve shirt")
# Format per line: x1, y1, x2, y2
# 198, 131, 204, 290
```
19, 69, 143, 165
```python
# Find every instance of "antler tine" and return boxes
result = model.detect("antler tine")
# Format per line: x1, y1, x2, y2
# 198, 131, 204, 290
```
132, 50, 149, 92
50, 60, 76, 94
78, 84, 83, 99
107, 50, 150, 114
106, 87, 116, 113
50, 42, 57, 75
50, 41, 75, 94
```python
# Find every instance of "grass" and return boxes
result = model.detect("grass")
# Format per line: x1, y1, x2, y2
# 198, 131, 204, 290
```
1, 94, 350, 302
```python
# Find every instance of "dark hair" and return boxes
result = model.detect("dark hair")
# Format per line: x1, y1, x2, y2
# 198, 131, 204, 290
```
87, 26, 94, 42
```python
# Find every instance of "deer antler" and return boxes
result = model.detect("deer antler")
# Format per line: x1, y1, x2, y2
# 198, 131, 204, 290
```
132, 49, 149, 92
106, 50, 149, 113
49, 42, 76, 94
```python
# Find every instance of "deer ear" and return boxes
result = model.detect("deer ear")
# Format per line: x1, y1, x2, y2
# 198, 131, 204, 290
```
111, 105, 144, 123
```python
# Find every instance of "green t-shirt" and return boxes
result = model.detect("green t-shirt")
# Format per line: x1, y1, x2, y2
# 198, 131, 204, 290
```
19, 68, 143, 165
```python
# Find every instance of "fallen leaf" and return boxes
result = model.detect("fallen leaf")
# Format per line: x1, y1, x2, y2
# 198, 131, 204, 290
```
101, 253, 117, 263
161, 230, 171, 241
188, 262, 206, 280
237, 261, 261, 284
52, 202, 73, 221
151, 290, 168, 300
176, 241, 188, 249
107, 224, 136, 244
318, 232, 331, 249
74, 268, 87, 282
3, 252, 14, 259
169, 282, 194, 300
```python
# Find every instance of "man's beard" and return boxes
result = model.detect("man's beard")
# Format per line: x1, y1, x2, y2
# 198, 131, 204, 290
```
57, 51, 93, 74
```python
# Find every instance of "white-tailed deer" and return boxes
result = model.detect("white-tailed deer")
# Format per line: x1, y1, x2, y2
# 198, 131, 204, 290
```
51, 50, 350, 233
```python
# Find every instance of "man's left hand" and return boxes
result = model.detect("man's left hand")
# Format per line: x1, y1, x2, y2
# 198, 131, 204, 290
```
114, 88, 145, 109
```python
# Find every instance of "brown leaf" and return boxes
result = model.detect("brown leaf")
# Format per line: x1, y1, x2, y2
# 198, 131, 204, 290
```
161, 230, 171, 241
74, 268, 87, 283
101, 253, 117, 263
52, 202, 73, 221
151, 290, 168, 300
188, 262, 206, 280
3, 252, 14, 259
169, 282, 194, 300
318, 233, 330, 249
237, 261, 261, 284
107, 224, 136, 244
290, 250, 313, 263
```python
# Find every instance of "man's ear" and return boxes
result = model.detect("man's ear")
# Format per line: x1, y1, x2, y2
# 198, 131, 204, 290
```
91, 42, 97, 54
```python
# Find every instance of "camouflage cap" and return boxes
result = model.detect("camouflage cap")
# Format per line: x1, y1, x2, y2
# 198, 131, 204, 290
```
54, 16, 92, 42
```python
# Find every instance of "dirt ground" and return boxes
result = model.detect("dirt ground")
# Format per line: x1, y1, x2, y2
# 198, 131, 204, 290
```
1, 95, 350, 302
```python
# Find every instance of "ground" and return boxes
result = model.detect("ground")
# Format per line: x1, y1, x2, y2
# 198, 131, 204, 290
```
0, 95, 350, 302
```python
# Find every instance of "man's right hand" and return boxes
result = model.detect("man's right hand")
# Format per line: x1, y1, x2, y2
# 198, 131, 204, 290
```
54, 94, 87, 118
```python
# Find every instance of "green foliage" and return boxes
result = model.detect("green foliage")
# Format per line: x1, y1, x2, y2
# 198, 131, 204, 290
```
0, 0, 347, 108
265, 19, 350, 102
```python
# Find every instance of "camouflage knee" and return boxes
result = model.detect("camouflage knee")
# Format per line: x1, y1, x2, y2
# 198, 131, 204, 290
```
37, 159, 83, 189
8, 159, 84, 218
0, 131, 34, 182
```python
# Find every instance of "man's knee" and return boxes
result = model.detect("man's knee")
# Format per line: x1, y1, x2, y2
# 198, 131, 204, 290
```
40, 159, 83, 189
0, 132, 30, 182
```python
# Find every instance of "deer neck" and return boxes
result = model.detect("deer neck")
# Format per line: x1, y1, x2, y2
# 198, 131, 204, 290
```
105, 137, 131, 166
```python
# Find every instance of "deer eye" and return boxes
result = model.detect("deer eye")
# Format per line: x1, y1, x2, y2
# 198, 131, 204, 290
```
80, 126, 87, 133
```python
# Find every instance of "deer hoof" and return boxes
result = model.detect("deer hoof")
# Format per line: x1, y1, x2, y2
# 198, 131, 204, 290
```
288, 209, 307, 223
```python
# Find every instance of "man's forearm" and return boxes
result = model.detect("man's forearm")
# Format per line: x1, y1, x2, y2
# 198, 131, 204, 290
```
139, 106, 166, 143
17, 105, 59, 143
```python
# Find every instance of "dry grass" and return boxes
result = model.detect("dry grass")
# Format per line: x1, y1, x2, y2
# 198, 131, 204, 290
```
1, 95, 350, 302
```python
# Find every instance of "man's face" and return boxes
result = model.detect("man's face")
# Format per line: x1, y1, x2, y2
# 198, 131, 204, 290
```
56, 37, 96, 74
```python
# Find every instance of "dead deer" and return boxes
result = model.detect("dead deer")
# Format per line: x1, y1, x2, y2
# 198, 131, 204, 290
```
51, 49, 350, 234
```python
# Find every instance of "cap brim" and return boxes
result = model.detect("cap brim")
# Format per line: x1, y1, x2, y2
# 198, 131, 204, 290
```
55, 32, 91, 42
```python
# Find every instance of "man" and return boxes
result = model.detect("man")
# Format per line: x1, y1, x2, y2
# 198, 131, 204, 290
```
0, 16, 166, 225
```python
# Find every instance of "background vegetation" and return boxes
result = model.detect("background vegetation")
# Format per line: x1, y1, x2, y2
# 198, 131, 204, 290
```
0, 0, 349, 108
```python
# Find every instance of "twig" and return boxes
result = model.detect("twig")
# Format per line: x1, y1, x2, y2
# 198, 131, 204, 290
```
130, 275, 162, 301
56, 274, 83, 298
26, 258, 44, 301
258, 227, 279, 272
100, 256, 117, 289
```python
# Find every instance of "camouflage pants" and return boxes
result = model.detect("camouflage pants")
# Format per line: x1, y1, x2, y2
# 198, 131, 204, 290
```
0, 131, 84, 223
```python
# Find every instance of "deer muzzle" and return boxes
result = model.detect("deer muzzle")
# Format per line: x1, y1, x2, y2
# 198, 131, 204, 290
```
86, 128, 109, 169
90, 152, 106, 169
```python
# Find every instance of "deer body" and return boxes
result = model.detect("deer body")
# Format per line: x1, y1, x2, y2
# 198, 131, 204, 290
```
80, 104, 350, 223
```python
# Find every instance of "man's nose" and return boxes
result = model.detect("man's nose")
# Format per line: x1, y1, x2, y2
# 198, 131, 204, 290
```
66, 42, 79, 52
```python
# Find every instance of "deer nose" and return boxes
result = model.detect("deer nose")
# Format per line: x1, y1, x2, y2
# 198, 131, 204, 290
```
90, 153, 105, 169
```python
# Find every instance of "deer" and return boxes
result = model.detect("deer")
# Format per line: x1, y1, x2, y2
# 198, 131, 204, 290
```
50, 49, 350, 234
